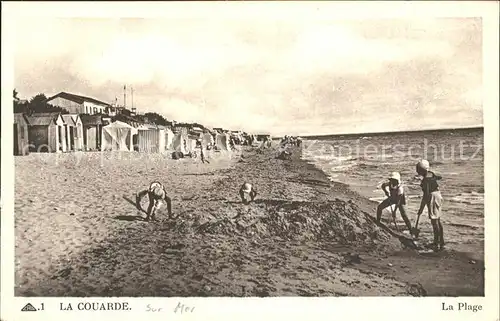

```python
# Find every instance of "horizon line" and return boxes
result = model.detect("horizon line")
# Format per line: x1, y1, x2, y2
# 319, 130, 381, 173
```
298, 125, 484, 139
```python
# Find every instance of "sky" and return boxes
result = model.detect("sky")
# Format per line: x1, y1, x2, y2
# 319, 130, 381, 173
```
13, 14, 483, 136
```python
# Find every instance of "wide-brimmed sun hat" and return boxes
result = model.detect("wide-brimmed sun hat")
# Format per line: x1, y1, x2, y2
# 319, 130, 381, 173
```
389, 172, 401, 183
241, 182, 253, 193
416, 159, 430, 171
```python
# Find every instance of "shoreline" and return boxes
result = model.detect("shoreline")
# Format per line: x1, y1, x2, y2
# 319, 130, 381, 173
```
297, 147, 484, 295
299, 136, 485, 258
14, 144, 484, 296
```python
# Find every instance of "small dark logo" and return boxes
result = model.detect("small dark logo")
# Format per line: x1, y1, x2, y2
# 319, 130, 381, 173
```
21, 303, 37, 312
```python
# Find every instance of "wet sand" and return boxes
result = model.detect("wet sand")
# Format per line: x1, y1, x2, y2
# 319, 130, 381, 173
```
14, 145, 484, 296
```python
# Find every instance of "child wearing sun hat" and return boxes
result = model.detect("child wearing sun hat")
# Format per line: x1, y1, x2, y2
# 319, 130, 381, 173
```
416, 159, 445, 251
376, 171, 413, 233
136, 181, 173, 221
239, 182, 258, 204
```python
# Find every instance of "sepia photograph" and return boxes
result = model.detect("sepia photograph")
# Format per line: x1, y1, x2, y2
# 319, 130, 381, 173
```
2, 2, 497, 310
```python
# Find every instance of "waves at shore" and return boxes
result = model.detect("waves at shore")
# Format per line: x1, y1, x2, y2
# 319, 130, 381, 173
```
301, 128, 484, 251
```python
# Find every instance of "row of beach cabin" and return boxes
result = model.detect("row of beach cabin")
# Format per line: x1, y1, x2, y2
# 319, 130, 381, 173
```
14, 112, 99, 155
14, 112, 257, 156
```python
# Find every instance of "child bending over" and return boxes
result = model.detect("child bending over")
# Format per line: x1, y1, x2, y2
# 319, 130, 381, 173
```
376, 171, 412, 232
239, 182, 257, 204
136, 181, 173, 221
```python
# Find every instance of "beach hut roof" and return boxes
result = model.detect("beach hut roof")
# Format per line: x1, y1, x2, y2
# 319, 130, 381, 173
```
32, 112, 61, 116
191, 126, 204, 132
111, 114, 145, 128
14, 113, 30, 125
80, 114, 102, 126
30, 112, 62, 119
105, 120, 135, 129
26, 115, 56, 126
137, 123, 158, 130
68, 114, 78, 120
61, 114, 76, 126
67, 114, 82, 124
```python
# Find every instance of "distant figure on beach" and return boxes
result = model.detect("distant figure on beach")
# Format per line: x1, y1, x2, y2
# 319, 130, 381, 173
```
266, 137, 272, 148
280, 135, 288, 147
416, 160, 445, 252
296, 137, 302, 147
229, 137, 236, 151
281, 135, 301, 147
198, 139, 209, 164
136, 181, 173, 221
239, 182, 257, 204
376, 172, 412, 233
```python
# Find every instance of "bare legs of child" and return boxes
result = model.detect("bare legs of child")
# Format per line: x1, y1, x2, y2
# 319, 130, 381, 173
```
136, 190, 173, 221
397, 204, 413, 232
431, 218, 445, 251
376, 198, 412, 232
136, 189, 148, 211
428, 191, 445, 251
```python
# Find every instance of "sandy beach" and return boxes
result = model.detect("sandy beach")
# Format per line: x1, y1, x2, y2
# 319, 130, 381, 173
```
14, 144, 484, 297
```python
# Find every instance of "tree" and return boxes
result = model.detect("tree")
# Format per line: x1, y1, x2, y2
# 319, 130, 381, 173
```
29, 93, 48, 110
26, 93, 68, 115
144, 112, 170, 126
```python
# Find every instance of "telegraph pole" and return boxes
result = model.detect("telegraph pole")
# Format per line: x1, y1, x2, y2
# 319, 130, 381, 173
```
131, 87, 134, 109
123, 85, 127, 108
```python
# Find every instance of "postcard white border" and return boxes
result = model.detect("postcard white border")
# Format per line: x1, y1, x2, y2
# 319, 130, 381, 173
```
2, 1, 499, 321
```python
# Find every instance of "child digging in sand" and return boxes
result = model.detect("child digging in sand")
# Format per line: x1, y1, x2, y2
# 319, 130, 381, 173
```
376, 172, 413, 233
416, 159, 445, 252
136, 181, 173, 221
239, 182, 257, 204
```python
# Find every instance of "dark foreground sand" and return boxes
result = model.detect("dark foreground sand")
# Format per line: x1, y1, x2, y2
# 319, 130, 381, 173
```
14, 145, 484, 297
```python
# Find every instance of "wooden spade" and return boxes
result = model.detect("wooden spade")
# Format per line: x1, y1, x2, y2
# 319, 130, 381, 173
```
412, 213, 422, 238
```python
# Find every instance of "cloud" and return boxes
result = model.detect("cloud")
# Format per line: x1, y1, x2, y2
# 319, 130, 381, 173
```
14, 17, 483, 136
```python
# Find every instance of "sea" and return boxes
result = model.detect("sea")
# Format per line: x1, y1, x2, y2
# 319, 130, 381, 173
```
301, 127, 484, 252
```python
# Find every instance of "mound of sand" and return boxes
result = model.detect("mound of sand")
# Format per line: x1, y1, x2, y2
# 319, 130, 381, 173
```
165, 198, 390, 247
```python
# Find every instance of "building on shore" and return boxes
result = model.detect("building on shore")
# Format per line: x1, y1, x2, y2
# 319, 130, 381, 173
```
101, 120, 137, 152
26, 113, 67, 152
172, 123, 190, 136
61, 114, 77, 151
69, 114, 84, 151
212, 127, 225, 134
80, 114, 103, 151
45, 92, 111, 115
189, 124, 205, 136
136, 123, 161, 153
13, 113, 30, 156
